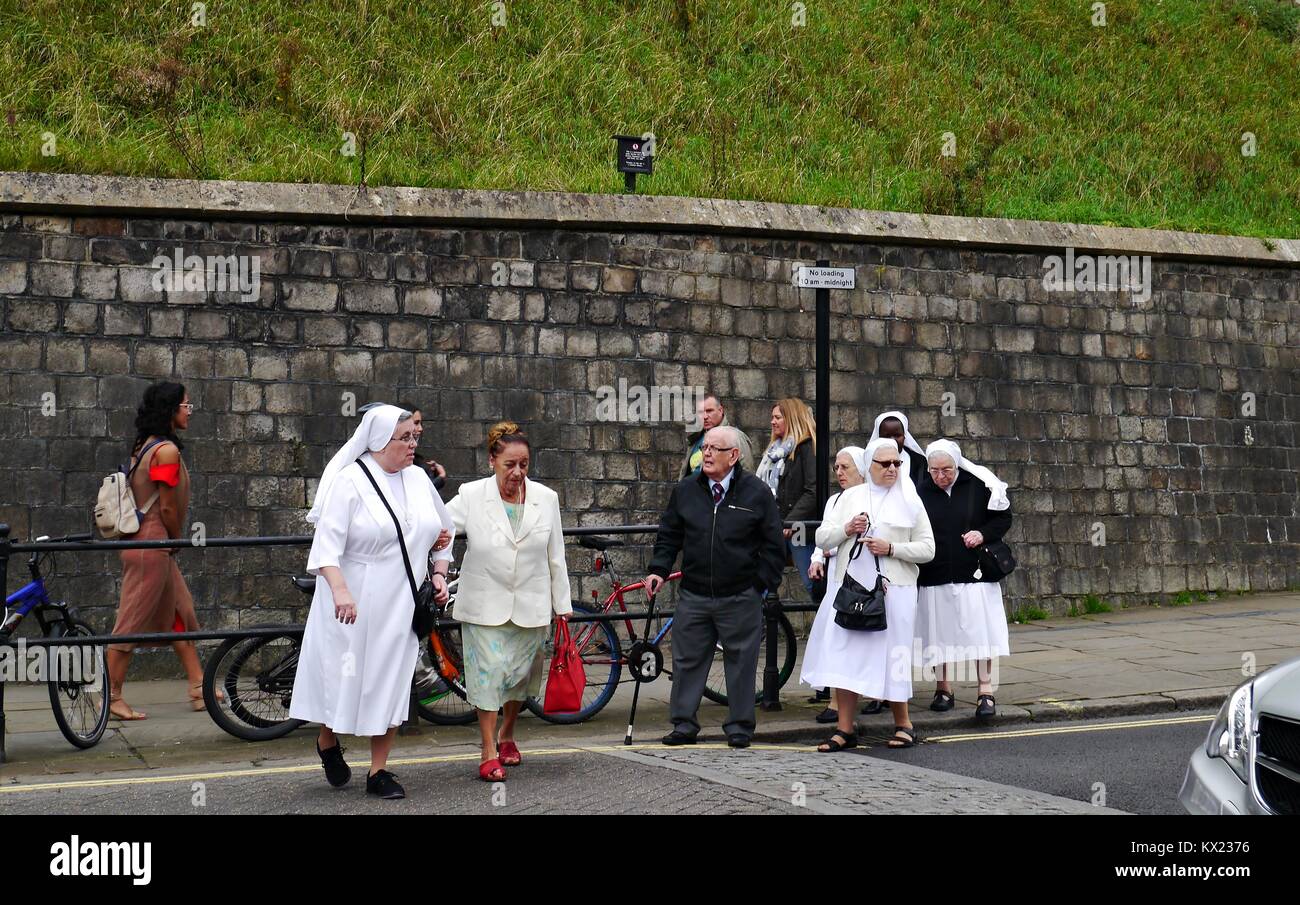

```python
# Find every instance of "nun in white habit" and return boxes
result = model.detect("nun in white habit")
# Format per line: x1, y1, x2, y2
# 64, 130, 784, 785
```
290, 404, 454, 799
802, 437, 934, 752
806, 446, 866, 720
868, 410, 927, 486
915, 438, 1012, 721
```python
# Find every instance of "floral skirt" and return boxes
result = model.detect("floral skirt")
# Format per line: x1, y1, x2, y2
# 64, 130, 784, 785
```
461, 622, 546, 711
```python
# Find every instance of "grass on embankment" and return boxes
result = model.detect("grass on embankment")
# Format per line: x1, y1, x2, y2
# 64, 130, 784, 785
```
1, 0, 1297, 237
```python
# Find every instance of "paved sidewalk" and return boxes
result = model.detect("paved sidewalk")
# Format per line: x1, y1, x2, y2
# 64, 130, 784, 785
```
1, 591, 1297, 784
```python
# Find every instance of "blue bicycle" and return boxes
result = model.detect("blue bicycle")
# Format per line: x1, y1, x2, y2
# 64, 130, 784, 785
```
1, 533, 110, 748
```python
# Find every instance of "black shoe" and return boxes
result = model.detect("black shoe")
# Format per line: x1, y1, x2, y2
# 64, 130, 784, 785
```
806, 688, 831, 703
317, 741, 351, 788
975, 694, 996, 721
661, 730, 698, 746
860, 699, 886, 715
815, 707, 839, 724
930, 690, 955, 712
727, 734, 751, 749
366, 769, 405, 800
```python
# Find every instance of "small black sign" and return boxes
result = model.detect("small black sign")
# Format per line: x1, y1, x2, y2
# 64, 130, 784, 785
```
614, 134, 654, 175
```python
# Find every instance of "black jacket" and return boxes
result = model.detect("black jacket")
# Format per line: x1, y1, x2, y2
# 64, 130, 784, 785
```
916, 471, 1013, 586
774, 438, 819, 523
649, 464, 786, 598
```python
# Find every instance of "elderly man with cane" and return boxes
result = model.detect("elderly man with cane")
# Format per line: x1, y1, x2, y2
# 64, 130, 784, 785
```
643, 426, 786, 748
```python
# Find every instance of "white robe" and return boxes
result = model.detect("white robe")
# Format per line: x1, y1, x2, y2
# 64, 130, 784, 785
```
289, 454, 453, 736
801, 484, 922, 702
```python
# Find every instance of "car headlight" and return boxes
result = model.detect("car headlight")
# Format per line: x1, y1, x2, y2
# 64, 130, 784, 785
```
1206, 680, 1253, 781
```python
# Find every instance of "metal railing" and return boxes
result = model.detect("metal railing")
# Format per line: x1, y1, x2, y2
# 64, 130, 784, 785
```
0, 520, 820, 762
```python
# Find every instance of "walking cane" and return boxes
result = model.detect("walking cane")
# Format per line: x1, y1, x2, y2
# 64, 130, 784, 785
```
623, 581, 664, 746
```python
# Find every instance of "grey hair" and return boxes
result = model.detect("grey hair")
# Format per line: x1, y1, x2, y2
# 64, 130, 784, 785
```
926, 449, 955, 465
705, 424, 741, 451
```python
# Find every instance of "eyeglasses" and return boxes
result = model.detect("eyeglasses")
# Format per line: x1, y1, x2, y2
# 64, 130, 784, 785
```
390, 433, 418, 446
700, 444, 736, 454
872, 459, 902, 470
928, 467, 956, 476
179, 403, 194, 414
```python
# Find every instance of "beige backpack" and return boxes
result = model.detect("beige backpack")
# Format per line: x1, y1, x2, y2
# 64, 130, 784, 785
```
94, 439, 165, 538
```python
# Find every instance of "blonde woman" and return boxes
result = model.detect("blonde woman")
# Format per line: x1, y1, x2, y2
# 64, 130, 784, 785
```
755, 398, 819, 596
445, 422, 572, 782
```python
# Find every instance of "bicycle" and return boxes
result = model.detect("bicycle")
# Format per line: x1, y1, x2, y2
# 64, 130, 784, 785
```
1, 533, 110, 749
525, 535, 797, 724
201, 568, 473, 741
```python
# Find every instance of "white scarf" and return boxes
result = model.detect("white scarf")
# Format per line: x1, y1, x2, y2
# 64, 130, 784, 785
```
307, 404, 406, 523
755, 436, 795, 496
924, 439, 1010, 511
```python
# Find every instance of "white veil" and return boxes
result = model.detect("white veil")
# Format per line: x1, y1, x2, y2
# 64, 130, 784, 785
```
924, 439, 1010, 511
307, 404, 407, 524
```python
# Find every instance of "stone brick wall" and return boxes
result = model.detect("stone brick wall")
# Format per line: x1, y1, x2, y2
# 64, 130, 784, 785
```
2, 202, 1299, 645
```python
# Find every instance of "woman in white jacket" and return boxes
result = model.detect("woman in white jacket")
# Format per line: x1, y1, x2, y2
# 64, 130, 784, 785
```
802, 437, 935, 752
446, 421, 572, 783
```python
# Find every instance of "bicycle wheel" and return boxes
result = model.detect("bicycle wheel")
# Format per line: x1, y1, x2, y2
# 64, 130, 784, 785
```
701, 613, 798, 705
525, 603, 621, 724
46, 619, 109, 749
414, 623, 476, 726
203, 629, 306, 741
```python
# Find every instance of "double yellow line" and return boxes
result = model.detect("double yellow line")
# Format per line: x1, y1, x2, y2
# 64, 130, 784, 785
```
924, 713, 1213, 743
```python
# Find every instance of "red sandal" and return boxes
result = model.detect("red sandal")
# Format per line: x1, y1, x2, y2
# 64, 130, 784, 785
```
479, 758, 506, 782
498, 741, 522, 766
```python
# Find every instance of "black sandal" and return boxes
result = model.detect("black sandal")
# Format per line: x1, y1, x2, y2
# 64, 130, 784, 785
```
887, 725, 917, 748
976, 694, 996, 720
930, 689, 955, 712
817, 730, 858, 752
860, 699, 886, 715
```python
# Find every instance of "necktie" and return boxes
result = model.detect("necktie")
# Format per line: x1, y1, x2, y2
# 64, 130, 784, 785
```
712, 482, 723, 504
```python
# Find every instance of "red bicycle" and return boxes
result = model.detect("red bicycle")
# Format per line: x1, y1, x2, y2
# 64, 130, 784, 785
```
527, 535, 797, 724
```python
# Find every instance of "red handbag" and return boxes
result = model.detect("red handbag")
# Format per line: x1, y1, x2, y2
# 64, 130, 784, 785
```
543, 619, 585, 714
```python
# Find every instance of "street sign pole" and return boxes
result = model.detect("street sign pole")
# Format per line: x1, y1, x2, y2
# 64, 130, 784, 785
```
792, 261, 855, 513
815, 259, 830, 514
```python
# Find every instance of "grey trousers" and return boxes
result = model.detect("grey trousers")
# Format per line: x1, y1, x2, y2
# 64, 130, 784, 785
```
669, 586, 763, 739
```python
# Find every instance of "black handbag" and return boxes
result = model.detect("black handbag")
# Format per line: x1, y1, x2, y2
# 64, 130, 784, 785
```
964, 479, 1016, 580
832, 539, 888, 632
354, 458, 438, 637
978, 541, 1017, 579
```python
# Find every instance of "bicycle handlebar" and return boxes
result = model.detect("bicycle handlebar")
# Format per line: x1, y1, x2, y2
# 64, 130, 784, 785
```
32, 532, 96, 543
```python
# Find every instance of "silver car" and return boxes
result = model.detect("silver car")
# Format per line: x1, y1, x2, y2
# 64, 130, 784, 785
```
1180, 654, 1300, 814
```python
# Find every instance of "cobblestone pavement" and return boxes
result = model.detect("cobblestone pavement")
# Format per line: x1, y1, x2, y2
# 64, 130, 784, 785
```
609, 745, 1126, 815
0, 741, 1122, 815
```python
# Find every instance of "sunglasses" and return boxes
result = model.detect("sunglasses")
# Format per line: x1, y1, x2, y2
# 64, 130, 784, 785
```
872, 459, 903, 469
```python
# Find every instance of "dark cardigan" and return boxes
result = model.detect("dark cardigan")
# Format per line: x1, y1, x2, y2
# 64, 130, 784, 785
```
772, 438, 819, 523
916, 470, 1013, 586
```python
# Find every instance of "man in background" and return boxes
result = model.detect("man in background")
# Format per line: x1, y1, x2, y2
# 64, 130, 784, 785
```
681, 393, 754, 478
